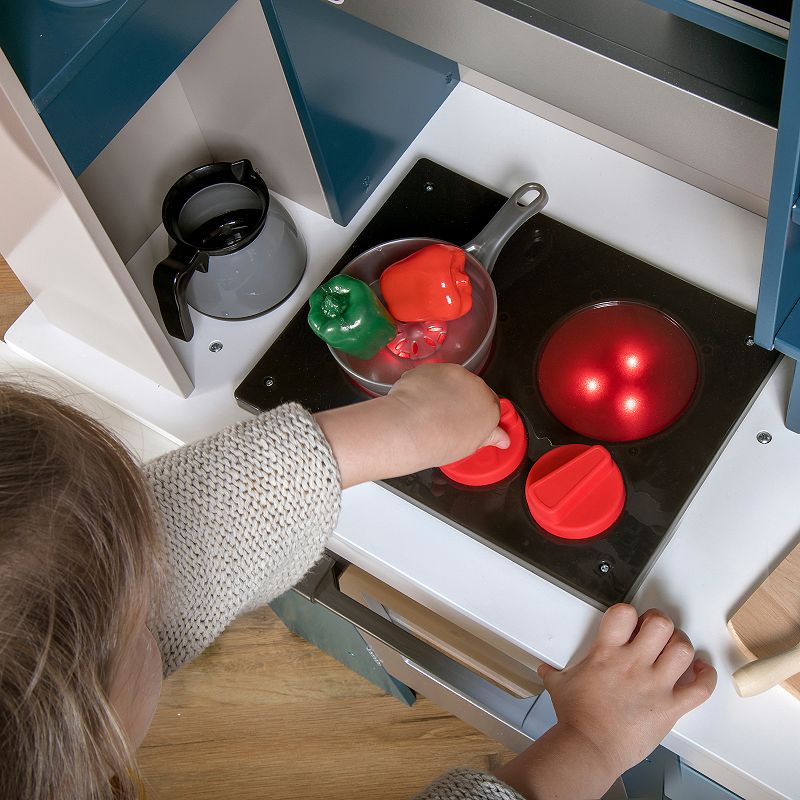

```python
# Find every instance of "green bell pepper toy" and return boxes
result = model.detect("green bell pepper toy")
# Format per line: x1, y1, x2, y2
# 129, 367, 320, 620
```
308, 274, 396, 360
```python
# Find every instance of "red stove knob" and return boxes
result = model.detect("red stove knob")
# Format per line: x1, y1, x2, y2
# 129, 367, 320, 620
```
440, 398, 527, 486
525, 444, 625, 539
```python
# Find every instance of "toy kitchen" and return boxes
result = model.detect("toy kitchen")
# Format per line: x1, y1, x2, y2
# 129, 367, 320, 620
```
2, 1, 800, 798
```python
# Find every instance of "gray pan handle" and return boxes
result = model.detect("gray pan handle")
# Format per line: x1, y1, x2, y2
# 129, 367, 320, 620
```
463, 183, 548, 274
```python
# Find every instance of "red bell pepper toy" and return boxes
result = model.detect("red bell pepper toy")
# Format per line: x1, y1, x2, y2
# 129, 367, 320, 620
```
379, 243, 472, 322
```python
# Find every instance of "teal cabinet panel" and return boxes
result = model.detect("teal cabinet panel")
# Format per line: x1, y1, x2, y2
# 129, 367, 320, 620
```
0, 0, 139, 109
1, 0, 458, 224
261, 0, 458, 225
0, 0, 237, 175
755, 2, 800, 430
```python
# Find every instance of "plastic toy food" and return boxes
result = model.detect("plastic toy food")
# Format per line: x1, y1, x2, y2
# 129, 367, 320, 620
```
379, 243, 472, 322
387, 320, 448, 360
307, 274, 396, 360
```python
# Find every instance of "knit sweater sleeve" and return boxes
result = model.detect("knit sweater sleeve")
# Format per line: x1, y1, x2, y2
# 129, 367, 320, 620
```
143, 403, 341, 676
414, 769, 524, 800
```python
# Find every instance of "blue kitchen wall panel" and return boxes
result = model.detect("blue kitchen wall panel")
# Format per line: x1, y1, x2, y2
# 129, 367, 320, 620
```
0, 0, 237, 176
755, 2, 800, 430
261, 0, 458, 225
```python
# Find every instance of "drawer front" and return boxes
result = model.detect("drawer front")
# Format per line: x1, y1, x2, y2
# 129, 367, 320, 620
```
338, 564, 544, 699
293, 554, 543, 747
294, 553, 629, 800
362, 630, 539, 753
665, 758, 744, 800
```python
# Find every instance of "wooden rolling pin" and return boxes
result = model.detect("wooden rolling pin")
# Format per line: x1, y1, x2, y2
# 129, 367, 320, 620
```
732, 641, 800, 697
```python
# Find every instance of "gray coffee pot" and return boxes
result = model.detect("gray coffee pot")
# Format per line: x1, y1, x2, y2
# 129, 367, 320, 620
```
153, 159, 306, 341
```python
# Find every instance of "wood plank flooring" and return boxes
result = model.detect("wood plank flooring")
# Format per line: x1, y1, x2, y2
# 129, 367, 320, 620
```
0, 255, 31, 337
0, 255, 514, 799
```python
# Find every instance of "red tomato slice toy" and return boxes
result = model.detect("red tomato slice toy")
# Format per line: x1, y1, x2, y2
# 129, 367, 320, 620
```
379, 243, 472, 322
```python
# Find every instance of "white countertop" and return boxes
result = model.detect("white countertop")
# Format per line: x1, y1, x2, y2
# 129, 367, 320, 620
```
7, 82, 800, 800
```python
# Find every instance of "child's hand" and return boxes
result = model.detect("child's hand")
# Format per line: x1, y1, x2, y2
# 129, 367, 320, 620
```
315, 364, 508, 488
542, 604, 717, 779
386, 363, 510, 466
495, 604, 717, 799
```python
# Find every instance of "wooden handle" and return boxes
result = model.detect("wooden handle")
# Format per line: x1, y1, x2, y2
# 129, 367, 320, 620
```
732, 643, 800, 697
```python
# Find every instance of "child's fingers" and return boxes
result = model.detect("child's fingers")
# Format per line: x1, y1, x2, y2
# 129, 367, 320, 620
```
673, 659, 717, 714
655, 629, 696, 682
482, 426, 511, 450
630, 610, 675, 663
537, 662, 561, 684
596, 603, 640, 647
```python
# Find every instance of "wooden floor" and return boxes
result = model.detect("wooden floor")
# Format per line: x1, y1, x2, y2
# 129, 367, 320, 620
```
0, 255, 31, 335
0, 256, 513, 800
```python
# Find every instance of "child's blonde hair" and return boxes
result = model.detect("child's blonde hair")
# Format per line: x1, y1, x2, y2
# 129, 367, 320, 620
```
0, 382, 163, 799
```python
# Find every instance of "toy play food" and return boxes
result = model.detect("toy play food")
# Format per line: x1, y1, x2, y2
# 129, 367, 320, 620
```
308, 274, 396, 360
379, 243, 472, 322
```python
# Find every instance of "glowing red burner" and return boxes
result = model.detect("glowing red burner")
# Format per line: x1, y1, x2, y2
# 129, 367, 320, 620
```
537, 302, 699, 442
388, 320, 448, 360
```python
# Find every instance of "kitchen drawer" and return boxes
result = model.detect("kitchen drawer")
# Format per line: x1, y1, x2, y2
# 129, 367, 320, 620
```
294, 554, 544, 752
665, 758, 744, 800
338, 565, 544, 699
295, 553, 630, 799
621, 745, 677, 800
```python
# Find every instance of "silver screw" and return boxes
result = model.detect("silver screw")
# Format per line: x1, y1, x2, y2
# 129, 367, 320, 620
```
424, 182, 434, 192
361, 175, 371, 190
208, 340, 223, 353
756, 430, 772, 444
263, 376, 274, 388
746, 336, 755, 347
598, 561, 612, 574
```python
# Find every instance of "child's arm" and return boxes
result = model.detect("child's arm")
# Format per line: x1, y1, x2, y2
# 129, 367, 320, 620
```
145, 364, 505, 675
315, 363, 509, 488
414, 605, 715, 800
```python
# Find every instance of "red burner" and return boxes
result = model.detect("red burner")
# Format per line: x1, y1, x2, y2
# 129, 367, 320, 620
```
525, 444, 625, 539
537, 302, 698, 442
440, 398, 527, 486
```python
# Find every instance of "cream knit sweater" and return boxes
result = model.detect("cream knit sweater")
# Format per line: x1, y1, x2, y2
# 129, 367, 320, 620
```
144, 403, 523, 800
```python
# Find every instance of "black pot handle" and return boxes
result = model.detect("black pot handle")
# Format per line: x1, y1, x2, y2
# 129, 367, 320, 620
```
153, 243, 209, 341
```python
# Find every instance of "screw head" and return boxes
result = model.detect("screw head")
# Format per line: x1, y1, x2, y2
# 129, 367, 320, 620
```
756, 430, 772, 444
424, 182, 434, 192
361, 175, 371, 190
746, 336, 755, 347
597, 561, 612, 575
263, 376, 274, 388
208, 340, 223, 353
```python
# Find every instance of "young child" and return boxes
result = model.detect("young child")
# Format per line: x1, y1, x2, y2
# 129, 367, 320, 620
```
0, 363, 716, 800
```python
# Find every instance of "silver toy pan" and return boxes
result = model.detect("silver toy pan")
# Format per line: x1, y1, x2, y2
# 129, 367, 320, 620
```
331, 183, 548, 395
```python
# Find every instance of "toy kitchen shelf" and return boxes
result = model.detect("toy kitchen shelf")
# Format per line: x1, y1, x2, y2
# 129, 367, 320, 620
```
0, 0, 238, 176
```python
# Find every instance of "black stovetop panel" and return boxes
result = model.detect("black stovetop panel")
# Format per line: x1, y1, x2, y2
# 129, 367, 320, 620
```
236, 159, 778, 608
